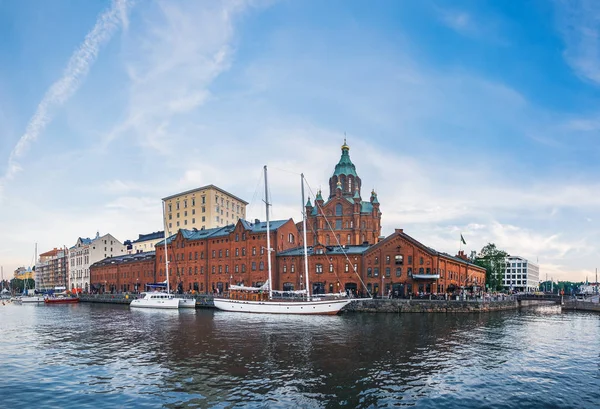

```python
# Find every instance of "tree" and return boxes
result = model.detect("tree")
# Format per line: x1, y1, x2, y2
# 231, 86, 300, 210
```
475, 243, 508, 292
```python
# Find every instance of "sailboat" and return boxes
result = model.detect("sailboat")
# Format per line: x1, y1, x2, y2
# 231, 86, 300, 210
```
213, 166, 353, 315
130, 201, 181, 309
19, 244, 44, 304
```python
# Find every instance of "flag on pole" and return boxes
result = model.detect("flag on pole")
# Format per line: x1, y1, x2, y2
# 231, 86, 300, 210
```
460, 234, 466, 245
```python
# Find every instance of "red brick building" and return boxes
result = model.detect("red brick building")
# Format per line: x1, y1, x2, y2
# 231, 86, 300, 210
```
90, 251, 156, 293
155, 218, 300, 294
90, 140, 485, 296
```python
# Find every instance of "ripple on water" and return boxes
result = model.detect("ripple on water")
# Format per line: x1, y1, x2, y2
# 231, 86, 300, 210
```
0, 304, 598, 408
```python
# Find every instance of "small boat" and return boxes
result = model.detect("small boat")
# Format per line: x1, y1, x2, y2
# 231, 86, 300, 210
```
20, 296, 45, 304
44, 295, 79, 304
130, 292, 179, 309
177, 298, 196, 308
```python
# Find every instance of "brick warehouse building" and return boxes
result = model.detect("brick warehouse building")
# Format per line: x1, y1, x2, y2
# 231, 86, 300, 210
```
90, 141, 485, 295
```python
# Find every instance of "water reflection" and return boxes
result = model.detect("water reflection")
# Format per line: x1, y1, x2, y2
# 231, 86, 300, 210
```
0, 303, 598, 408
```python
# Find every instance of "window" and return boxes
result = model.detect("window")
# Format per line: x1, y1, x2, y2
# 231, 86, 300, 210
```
242, 264, 246, 272
375, 257, 379, 264
407, 267, 413, 276
395, 255, 403, 265
192, 198, 195, 206
225, 265, 229, 273
235, 248, 239, 257
345, 263, 349, 272
176, 202, 180, 210
408, 255, 412, 265
283, 265, 287, 273
291, 264, 295, 273
316, 264, 323, 274
219, 265, 222, 273
212, 250, 216, 258
219, 250, 223, 258
252, 247, 256, 256
386, 255, 390, 264
192, 218, 195, 223
259, 261, 264, 270
385, 268, 391, 277
419, 267, 424, 274
374, 267, 379, 277
336, 219, 342, 229
252, 262, 256, 271
235, 234, 239, 242
419, 257, 424, 265
396, 267, 402, 277
288, 233, 295, 243
242, 248, 246, 256
367, 268, 372, 277
235, 265, 239, 273
329, 264, 334, 272
226, 249, 229, 257
212, 266, 216, 274
260, 247, 264, 255
347, 234, 351, 244
326, 235, 330, 245
336, 204, 342, 216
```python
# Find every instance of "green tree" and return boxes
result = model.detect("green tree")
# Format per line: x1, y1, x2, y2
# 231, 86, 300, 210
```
475, 243, 508, 292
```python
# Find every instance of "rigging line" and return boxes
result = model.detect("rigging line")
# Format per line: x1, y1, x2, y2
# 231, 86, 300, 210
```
269, 166, 301, 176
248, 168, 264, 221
303, 178, 373, 298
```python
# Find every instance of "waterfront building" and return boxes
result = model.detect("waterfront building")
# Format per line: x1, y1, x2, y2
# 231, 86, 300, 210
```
162, 185, 248, 233
503, 256, 539, 292
68, 232, 126, 292
155, 218, 300, 294
90, 251, 156, 294
131, 231, 164, 254
300, 140, 382, 247
277, 229, 486, 297
13, 266, 34, 280
36, 247, 68, 292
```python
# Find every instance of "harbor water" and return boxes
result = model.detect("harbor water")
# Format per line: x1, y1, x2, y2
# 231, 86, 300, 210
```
0, 303, 598, 408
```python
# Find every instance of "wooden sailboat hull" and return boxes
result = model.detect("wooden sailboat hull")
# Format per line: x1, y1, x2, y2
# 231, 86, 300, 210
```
44, 297, 79, 304
213, 298, 352, 315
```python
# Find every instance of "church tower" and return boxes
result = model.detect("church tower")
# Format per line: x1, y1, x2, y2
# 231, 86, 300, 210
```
301, 140, 382, 246
328, 139, 362, 199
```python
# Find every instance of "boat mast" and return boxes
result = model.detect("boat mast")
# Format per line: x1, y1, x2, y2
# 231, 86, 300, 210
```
264, 165, 273, 300
301, 173, 311, 301
162, 199, 170, 294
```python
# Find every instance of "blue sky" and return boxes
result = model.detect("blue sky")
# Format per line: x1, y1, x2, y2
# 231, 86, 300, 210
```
1, 0, 599, 282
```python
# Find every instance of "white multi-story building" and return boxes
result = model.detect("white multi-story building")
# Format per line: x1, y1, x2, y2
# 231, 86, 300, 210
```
68, 232, 126, 291
131, 231, 164, 254
503, 256, 539, 292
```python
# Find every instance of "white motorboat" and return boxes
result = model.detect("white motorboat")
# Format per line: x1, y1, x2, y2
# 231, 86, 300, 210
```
20, 295, 45, 304
130, 292, 180, 309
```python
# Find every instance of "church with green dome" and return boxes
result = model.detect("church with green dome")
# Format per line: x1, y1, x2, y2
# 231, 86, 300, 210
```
300, 140, 382, 246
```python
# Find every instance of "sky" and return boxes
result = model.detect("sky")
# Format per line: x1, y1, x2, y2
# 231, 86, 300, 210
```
1, 0, 599, 283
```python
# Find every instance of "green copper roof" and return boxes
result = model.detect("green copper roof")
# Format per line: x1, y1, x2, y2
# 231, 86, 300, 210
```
332, 143, 358, 177
315, 190, 324, 201
306, 197, 312, 207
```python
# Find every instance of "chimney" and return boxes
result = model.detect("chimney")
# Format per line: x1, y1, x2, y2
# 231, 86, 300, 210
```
457, 250, 468, 261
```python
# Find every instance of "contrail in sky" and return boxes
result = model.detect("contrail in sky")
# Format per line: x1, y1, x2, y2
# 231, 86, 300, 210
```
2, 0, 132, 183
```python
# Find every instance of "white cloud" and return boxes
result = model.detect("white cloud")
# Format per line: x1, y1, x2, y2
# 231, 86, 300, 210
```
1, 0, 132, 187
555, 0, 600, 84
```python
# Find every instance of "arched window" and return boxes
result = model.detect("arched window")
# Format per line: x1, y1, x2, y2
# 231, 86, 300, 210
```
348, 177, 353, 192
336, 203, 343, 216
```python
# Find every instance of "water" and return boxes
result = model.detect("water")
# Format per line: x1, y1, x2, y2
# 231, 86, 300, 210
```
0, 303, 598, 409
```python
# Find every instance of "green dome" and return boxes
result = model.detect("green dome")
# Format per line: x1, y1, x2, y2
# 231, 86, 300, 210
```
333, 141, 358, 177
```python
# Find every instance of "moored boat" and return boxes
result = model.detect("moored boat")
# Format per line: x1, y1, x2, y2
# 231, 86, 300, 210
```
44, 295, 79, 304
130, 292, 179, 309
213, 166, 353, 316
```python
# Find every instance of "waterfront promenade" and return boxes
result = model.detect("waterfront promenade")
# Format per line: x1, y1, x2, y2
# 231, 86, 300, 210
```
78, 293, 559, 312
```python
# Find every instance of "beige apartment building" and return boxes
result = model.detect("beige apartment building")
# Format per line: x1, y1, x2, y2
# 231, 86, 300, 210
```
162, 185, 248, 234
